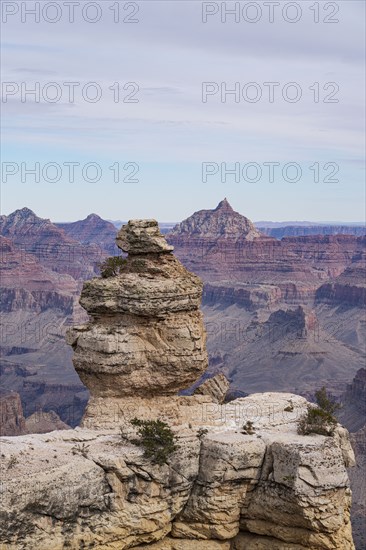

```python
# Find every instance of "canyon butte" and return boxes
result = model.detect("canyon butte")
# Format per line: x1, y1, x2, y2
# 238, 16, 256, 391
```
0, 219, 357, 549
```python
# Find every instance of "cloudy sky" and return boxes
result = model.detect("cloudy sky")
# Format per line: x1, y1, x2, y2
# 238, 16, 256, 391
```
2, 0, 365, 222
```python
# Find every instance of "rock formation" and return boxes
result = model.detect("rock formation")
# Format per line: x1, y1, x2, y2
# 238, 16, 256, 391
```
169, 198, 263, 240
348, 426, 366, 550
0, 390, 72, 436
338, 369, 366, 548
167, 202, 365, 292
0, 208, 98, 280
316, 251, 366, 307
0, 391, 26, 436
0, 220, 357, 549
0, 393, 356, 549
67, 219, 208, 399
193, 372, 230, 403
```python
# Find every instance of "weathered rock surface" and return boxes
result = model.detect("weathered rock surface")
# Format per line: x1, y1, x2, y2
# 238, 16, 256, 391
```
348, 426, 366, 550
193, 373, 230, 403
0, 392, 26, 436
0, 393, 355, 549
117, 219, 174, 254
67, 220, 208, 398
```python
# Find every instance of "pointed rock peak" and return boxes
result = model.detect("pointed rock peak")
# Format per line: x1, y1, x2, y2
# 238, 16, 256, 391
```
86, 213, 101, 221
168, 201, 265, 240
4, 207, 46, 225
215, 198, 234, 212
14, 207, 38, 218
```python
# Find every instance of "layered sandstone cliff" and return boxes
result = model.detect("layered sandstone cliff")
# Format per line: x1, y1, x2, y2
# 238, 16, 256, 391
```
167, 201, 365, 294
0, 220, 356, 549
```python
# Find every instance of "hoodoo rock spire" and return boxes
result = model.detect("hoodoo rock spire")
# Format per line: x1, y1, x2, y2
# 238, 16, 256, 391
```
67, 219, 208, 398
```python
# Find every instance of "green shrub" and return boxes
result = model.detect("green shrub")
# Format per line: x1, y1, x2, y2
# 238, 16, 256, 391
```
298, 387, 339, 436
314, 386, 340, 416
98, 256, 127, 278
130, 418, 179, 465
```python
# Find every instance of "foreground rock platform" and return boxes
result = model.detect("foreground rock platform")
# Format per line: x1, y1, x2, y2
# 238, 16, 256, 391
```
0, 393, 355, 549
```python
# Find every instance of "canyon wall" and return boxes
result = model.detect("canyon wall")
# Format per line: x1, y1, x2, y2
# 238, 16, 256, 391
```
0, 220, 356, 549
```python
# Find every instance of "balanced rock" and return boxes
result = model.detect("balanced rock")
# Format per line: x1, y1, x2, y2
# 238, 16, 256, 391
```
67, 220, 208, 398
116, 219, 174, 254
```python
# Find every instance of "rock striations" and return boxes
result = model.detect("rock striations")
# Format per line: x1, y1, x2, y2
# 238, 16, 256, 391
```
67, 220, 208, 399
0, 219, 357, 549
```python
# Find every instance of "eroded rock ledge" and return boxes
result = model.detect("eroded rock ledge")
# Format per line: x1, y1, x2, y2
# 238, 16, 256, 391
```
0, 394, 355, 550
0, 220, 356, 549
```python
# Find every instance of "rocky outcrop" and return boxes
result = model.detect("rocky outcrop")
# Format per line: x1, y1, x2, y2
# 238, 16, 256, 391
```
0, 390, 72, 436
349, 426, 366, 550
116, 219, 174, 254
0, 392, 26, 436
0, 361, 88, 429
67, 220, 208, 398
0, 394, 356, 550
193, 373, 230, 403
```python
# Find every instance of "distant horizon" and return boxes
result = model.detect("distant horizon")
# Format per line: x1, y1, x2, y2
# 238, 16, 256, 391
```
1, 204, 365, 227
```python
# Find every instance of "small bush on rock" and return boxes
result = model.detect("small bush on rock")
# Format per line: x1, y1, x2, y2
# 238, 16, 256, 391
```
298, 387, 339, 436
314, 386, 340, 416
98, 256, 127, 278
130, 418, 179, 465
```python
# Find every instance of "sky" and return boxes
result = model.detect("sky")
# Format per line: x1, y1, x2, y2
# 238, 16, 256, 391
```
1, 0, 365, 223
